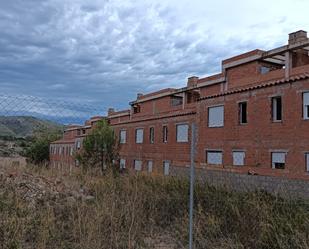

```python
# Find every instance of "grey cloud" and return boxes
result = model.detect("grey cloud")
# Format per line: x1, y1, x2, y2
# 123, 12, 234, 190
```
0, 0, 277, 114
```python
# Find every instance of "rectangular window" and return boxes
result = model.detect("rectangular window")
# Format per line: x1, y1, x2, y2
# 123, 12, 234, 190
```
208, 106, 224, 127
135, 128, 144, 143
260, 66, 270, 74
147, 160, 153, 173
120, 130, 126, 144
76, 140, 81, 150
272, 96, 282, 121
272, 152, 286, 169
149, 127, 154, 144
303, 92, 309, 119
163, 161, 170, 175
171, 96, 183, 106
233, 151, 245, 166
134, 160, 142, 171
239, 102, 247, 124
120, 159, 126, 169
306, 153, 309, 172
176, 124, 189, 142
206, 151, 223, 165
133, 105, 141, 114
163, 125, 168, 143
70, 147, 73, 156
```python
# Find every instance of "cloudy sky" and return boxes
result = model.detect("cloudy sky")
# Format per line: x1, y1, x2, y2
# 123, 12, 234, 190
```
0, 0, 309, 114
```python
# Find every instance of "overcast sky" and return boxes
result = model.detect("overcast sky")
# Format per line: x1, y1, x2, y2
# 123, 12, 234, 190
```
0, 0, 309, 114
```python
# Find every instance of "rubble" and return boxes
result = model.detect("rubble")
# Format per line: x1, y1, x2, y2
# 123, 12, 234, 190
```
0, 168, 95, 207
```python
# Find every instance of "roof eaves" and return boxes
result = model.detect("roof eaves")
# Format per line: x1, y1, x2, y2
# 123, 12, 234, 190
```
198, 73, 309, 101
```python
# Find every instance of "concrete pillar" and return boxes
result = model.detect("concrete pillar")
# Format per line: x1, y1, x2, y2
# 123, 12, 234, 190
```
285, 51, 292, 79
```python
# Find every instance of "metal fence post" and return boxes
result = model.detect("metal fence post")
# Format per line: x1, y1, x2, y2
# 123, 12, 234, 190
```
189, 123, 196, 249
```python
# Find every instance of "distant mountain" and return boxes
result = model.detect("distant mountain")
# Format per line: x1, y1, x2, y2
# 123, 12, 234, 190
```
0, 116, 63, 138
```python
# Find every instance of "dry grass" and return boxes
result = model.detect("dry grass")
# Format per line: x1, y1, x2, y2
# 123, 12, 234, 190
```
0, 165, 308, 249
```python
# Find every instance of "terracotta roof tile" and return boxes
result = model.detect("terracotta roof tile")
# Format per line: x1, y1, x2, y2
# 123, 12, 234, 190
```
199, 73, 309, 101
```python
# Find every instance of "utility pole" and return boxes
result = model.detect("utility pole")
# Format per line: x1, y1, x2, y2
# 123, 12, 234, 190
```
189, 123, 196, 249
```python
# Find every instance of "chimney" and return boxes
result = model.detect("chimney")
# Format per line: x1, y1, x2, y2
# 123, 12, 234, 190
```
187, 76, 199, 88
108, 108, 115, 115
288, 30, 308, 45
137, 93, 143, 99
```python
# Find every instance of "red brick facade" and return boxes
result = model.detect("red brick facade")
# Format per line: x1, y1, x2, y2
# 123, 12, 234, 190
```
50, 31, 309, 179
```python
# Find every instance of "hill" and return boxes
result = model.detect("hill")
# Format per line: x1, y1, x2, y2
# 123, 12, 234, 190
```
0, 116, 63, 138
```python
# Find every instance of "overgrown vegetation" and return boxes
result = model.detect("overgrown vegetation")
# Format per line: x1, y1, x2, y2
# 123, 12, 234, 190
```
23, 127, 62, 165
0, 167, 308, 249
76, 120, 119, 173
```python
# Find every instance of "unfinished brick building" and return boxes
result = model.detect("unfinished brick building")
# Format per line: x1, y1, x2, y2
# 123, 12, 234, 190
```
50, 30, 309, 180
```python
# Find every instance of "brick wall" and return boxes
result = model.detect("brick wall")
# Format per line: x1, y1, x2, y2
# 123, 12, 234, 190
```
49, 32, 309, 182
196, 78, 309, 179
113, 113, 195, 173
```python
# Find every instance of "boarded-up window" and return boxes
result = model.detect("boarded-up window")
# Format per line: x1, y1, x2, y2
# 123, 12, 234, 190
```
134, 160, 142, 171
208, 106, 224, 127
306, 153, 309, 172
163, 125, 168, 143
135, 129, 143, 143
303, 92, 309, 119
76, 140, 81, 149
149, 127, 154, 144
233, 151, 245, 166
272, 96, 282, 121
120, 159, 126, 169
207, 151, 223, 165
147, 160, 153, 173
171, 96, 183, 106
176, 124, 189, 142
272, 152, 286, 169
260, 66, 270, 74
163, 161, 170, 175
120, 130, 126, 144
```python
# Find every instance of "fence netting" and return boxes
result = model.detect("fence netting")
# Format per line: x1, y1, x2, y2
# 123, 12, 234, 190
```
0, 93, 308, 249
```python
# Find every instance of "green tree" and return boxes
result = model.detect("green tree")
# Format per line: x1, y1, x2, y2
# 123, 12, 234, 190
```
76, 120, 119, 172
23, 128, 62, 165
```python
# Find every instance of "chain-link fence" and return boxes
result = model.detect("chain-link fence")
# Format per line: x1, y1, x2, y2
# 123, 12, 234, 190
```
0, 93, 308, 249
0, 94, 105, 125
